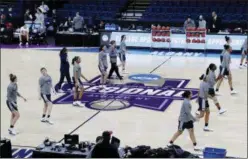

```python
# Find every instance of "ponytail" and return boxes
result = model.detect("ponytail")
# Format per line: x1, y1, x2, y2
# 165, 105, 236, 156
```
71, 56, 79, 65
9, 74, 16, 82
225, 36, 230, 42
121, 35, 125, 42
199, 74, 206, 80
182, 90, 191, 98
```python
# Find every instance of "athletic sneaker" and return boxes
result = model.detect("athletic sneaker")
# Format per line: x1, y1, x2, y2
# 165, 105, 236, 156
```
215, 91, 221, 96
231, 90, 238, 94
77, 101, 85, 107
194, 145, 202, 151
8, 128, 18, 135
46, 119, 54, 125
195, 111, 200, 116
57, 89, 64, 93
26, 42, 29, 47
203, 126, 213, 132
219, 109, 227, 115
73, 101, 78, 106
19, 42, 22, 46
41, 117, 46, 122
167, 143, 173, 147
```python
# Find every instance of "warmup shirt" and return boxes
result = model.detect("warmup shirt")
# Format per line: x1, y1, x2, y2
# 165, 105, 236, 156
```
99, 50, 108, 71
178, 99, 196, 122
198, 81, 209, 99
60, 53, 70, 72
242, 38, 247, 51
119, 41, 126, 54
7, 82, 19, 103
109, 45, 118, 63
73, 63, 82, 81
221, 51, 231, 70
206, 71, 216, 88
39, 75, 52, 95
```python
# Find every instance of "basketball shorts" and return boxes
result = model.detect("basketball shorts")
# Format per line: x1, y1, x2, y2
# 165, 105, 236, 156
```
178, 120, 194, 131
41, 94, 52, 103
198, 97, 209, 111
242, 49, 247, 58
98, 65, 107, 75
119, 54, 126, 62
220, 55, 223, 63
220, 66, 230, 76
6, 100, 18, 112
72, 77, 83, 89
208, 88, 215, 96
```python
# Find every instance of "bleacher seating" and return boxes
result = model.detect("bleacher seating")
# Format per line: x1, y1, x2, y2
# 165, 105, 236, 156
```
56, 0, 127, 21
140, 0, 248, 24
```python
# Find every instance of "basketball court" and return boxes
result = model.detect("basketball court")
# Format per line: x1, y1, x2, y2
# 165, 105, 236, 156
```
1, 47, 247, 157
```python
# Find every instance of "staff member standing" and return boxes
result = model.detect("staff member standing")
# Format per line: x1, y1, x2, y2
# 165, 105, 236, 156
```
108, 40, 123, 80
56, 47, 72, 93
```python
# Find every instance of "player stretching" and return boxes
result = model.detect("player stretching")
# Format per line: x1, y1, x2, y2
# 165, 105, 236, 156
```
72, 56, 88, 107
239, 38, 247, 68
7, 74, 27, 135
98, 45, 108, 86
39, 68, 55, 124
168, 91, 200, 151
119, 35, 128, 73
197, 74, 213, 132
216, 45, 237, 95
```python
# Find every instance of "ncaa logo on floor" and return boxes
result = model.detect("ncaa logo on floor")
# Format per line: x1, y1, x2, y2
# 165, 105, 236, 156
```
53, 75, 199, 112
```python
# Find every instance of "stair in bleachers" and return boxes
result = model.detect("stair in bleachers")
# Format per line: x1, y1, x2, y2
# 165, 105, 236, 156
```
120, 0, 151, 21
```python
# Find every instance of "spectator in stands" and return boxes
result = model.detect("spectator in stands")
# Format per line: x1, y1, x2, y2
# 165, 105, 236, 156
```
209, 11, 222, 33
24, 9, 33, 21
129, 24, 136, 30
0, 14, 6, 27
60, 17, 72, 31
39, 1, 49, 15
19, 24, 29, 46
98, 21, 105, 30
184, 17, 195, 30
52, 9, 57, 32
6, 7, 13, 23
198, 15, 206, 29
35, 8, 45, 25
91, 131, 120, 158
73, 12, 84, 32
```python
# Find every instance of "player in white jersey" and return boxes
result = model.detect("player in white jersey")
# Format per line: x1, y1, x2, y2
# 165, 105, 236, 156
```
239, 38, 247, 68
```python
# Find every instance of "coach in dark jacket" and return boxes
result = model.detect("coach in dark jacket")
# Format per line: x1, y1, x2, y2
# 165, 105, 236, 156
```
209, 11, 222, 33
91, 131, 120, 158
56, 47, 72, 92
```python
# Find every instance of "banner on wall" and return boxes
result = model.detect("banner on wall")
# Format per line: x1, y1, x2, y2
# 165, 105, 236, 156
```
100, 32, 246, 51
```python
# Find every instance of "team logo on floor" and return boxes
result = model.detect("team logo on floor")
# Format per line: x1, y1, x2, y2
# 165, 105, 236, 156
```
12, 148, 33, 158
53, 75, 198, 111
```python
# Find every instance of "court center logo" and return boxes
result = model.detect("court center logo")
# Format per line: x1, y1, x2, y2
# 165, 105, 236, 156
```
53, 75, 199, 112
128, 74, 162, 82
